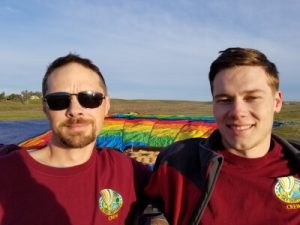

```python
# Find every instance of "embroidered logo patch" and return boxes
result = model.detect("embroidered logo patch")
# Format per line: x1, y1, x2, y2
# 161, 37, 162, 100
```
99, 189, 123, 220
274, 176, 300, 204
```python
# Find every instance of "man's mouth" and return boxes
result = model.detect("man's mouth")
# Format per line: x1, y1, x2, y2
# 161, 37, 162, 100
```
61, 118, 92, 129
227, 124, 254, 131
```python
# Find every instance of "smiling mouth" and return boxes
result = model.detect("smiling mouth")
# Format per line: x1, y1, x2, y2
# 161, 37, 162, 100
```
227, 124, 254, 131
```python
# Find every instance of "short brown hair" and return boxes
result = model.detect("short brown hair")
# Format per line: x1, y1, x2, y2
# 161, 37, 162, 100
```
42, 53, 107, 96
209, 47, 279, 93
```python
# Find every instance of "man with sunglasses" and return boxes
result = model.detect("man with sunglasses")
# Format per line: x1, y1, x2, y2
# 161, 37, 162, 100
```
142, 48, 300, 225
0, 54, 151, 225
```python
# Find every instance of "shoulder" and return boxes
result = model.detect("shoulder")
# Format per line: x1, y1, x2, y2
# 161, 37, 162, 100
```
153, 137, 218, 174
271, 134, 300, 164
157, 130, 223, 164
0, 148, 22, 163
96, 147, 151, 172
159, 138, 203, 160
288, 140, 300, 149
0, 144, 20, 156
96, 147, 151, 188
0, 149, 26, 181
272, 134, 300, 151
96, 147, 133, 162
158, 137, 214, 162
149, 137, 223, 190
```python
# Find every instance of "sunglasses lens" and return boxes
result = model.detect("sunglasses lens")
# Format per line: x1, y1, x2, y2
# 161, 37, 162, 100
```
45, 91, 104, 110
45, 93, 70, 110
78, 92, 103, 108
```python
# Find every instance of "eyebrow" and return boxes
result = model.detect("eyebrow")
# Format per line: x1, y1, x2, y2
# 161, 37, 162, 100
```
213, 89, 266, 98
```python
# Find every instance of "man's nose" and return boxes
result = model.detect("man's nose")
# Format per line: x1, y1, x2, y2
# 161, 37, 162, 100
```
66, 96, 84, 117
228, 100, 247, 118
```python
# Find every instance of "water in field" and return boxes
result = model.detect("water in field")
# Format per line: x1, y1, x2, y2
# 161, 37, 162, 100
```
0, 120, 49, 145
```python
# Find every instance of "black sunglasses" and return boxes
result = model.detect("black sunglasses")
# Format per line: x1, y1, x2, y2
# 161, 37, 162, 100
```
44, 91, 105, 110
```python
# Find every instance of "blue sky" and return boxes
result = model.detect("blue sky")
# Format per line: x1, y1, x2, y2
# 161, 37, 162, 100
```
0, 0, 299, 100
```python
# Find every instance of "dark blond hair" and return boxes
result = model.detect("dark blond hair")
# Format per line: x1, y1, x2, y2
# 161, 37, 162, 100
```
209, 47, 279, 93
42, 53, 107, 96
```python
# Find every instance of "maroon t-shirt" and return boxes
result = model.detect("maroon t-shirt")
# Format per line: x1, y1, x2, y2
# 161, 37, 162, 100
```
201, 140, 300, 225
0, 148, 150, 225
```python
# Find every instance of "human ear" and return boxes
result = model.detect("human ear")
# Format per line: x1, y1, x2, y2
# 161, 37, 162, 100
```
104, 96, 110, 115
274, 91, 283, 113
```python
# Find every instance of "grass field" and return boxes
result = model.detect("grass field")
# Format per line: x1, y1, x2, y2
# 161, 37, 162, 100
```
0, 99, 299, 140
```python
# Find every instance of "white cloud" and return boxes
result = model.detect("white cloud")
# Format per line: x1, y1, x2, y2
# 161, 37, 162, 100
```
0, 0, 299, 100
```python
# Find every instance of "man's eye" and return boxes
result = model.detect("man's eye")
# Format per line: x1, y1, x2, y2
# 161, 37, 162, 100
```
216, 98, 231, 103
245, 96, 260, 101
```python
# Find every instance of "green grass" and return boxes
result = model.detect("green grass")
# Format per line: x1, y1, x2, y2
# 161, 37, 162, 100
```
0, 101, 45, 120
273, 102, 300, 140
0, 99, 299, 140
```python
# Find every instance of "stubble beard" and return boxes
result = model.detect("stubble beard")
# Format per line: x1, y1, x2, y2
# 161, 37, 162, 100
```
57, 118, 97, 148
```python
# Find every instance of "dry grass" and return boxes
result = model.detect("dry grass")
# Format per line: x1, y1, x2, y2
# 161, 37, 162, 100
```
110, 99, 213, 116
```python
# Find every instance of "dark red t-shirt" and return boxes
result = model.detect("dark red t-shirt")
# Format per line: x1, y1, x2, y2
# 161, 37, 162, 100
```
0, 148, 150, 225
201, 140, 300, 225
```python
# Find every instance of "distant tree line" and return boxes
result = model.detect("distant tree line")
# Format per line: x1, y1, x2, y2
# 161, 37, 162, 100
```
0, 90, 42, 104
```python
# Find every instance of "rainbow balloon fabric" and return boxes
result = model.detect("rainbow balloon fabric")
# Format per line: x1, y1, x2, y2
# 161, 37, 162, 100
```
19, 113, 217, 151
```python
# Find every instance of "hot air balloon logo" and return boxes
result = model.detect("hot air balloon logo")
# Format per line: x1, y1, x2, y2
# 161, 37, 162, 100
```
99, 189, 123, 218
274, 176, 300, 203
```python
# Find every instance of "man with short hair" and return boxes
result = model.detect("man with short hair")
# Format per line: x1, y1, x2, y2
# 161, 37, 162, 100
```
143, 48, 300, 225
0, 54, 150, 225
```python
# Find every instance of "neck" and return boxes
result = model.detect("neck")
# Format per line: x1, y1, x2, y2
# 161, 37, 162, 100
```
226, 140, 271, 159
28, 141, 96, 167
222, 134, 272, 159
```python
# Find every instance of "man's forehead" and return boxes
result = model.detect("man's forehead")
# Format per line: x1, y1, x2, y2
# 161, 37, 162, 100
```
47, 68, 103, 91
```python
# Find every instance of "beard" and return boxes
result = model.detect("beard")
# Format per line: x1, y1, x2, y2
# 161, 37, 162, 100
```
56, 118, 97, 148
